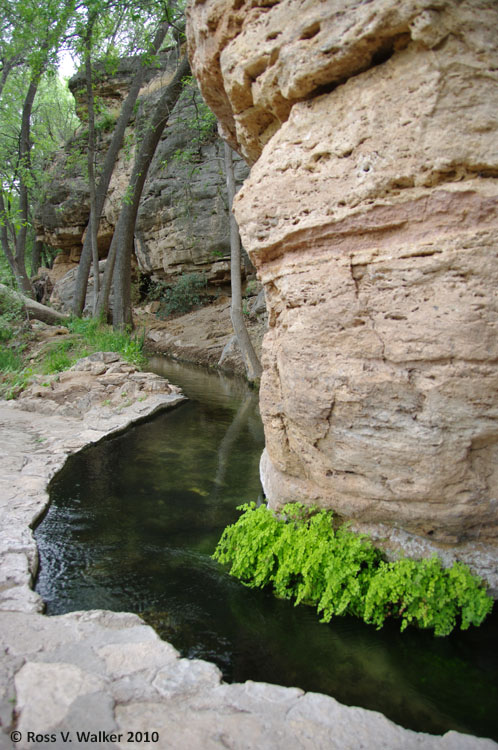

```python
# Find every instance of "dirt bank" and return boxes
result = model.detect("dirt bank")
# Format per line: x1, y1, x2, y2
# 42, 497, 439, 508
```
137, 296, 266, 376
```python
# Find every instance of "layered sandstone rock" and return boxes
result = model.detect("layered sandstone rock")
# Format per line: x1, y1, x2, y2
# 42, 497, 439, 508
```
187, 0, 498, 582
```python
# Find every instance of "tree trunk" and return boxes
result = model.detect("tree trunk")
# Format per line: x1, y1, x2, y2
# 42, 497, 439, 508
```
224, 142, 262, 382
0, 283, 68, 325
84, 21, 100, 315
13, 78, 40, 297
31, 239, 43, 275
71, 20, 172, 317
108, 54, 191, 330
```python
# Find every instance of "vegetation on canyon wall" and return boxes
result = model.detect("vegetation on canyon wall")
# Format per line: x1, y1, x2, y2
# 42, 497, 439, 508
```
213, 503, 493, 637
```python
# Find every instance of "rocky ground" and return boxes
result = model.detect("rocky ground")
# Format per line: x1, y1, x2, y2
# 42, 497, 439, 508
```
3, 609, 495, 750
0, 352, 496, 749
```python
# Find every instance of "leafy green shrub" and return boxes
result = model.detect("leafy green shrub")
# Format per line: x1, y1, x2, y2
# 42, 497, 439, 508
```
156, 273, 208, 318
95, 109, 117, 133
213, 503, 493, 636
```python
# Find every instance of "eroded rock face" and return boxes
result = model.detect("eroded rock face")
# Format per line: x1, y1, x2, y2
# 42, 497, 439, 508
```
35, 51, 249, 289
187, 0, 498, 576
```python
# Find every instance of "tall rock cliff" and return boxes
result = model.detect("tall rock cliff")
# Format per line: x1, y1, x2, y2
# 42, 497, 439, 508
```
35, 50, 249, 296
187, 0, 498, 587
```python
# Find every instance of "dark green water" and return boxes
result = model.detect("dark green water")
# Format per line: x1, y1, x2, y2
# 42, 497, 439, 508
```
34, 358, 498, 742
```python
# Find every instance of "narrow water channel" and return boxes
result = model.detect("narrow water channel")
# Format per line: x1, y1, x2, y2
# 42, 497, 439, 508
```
34, 358, 498, 742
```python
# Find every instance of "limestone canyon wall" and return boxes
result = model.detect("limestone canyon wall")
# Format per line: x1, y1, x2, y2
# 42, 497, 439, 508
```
35, 51, 249, 299
187, 0, 498, 584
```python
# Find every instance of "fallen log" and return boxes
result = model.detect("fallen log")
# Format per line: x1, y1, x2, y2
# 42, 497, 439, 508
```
0, 283, 69, 326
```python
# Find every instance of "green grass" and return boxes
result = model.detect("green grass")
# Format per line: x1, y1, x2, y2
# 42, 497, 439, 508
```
0, 291, 32, 394
40, 339, 75, 374
0, 347, 23, 372
67, 317, 146, 367
0, 314, 147, 398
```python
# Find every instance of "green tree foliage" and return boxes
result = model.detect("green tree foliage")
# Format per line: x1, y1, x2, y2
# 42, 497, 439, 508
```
0, 0, 76, 291
0, 0, 180, 297
0, 70, 77, 286
213, 503, 493, 637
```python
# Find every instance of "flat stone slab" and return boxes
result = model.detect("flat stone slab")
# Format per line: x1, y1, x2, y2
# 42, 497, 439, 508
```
1, 609, 497, 750
0, 359, 496, 749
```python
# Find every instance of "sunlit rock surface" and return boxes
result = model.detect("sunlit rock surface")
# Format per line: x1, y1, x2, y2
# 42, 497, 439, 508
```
187, 0, 498, 586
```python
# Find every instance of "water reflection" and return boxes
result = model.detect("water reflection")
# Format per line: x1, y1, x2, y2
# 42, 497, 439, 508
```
34, 359, 498, 742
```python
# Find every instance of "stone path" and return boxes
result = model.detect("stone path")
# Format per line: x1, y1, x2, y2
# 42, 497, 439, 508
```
0, 361, 496, 749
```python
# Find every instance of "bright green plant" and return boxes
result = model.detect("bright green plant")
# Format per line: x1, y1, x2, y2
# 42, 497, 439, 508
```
213, 503, 493, 637
362, 556, 492, 636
